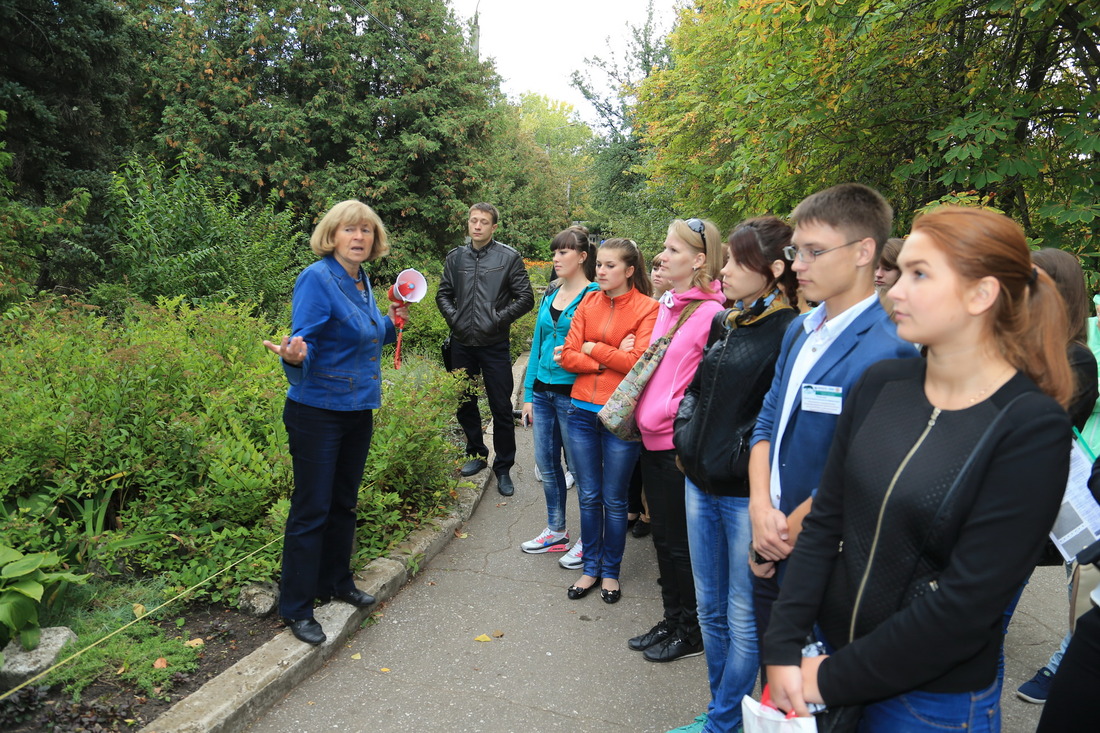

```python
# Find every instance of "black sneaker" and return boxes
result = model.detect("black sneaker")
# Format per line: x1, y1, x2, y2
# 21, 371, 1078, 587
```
643, 634, 704, 663
628, 619, 673, 651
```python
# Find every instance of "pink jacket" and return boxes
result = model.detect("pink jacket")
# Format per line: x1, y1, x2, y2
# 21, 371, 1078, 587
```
635, 283, 726, 450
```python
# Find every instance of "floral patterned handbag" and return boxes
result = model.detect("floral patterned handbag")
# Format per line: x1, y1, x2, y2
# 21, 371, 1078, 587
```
598, 302, 701, 441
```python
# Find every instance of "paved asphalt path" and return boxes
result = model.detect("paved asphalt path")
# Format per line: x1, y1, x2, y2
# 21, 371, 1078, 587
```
248, 419, 1064, 733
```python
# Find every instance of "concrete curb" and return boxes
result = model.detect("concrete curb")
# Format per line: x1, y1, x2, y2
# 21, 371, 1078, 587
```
140, 352, 529, 733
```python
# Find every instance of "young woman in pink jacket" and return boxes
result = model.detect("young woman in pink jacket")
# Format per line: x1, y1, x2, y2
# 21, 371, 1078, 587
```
628, 218, 725, 663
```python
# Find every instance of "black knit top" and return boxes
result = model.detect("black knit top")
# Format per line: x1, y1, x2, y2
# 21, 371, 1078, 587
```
763, 358, 1070, 705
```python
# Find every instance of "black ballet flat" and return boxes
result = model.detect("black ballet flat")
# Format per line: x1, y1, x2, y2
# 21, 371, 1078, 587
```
567, 577, 600, 600
601, 586, 622, 604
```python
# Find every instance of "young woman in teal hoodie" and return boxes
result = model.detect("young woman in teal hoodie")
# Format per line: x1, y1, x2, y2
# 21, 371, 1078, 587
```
519, 228, 599, 564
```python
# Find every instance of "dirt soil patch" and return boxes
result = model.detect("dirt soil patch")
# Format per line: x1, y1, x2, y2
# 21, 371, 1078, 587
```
1, 603, 285, 732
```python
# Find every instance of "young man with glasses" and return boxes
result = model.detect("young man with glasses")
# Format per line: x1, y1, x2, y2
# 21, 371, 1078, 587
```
747, 183, 918, 649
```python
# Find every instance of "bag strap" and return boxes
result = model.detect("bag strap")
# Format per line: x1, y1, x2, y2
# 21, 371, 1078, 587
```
665, 300, 704, 341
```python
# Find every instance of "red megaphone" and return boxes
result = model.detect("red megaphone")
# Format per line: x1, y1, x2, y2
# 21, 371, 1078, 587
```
387, 269, 427, 368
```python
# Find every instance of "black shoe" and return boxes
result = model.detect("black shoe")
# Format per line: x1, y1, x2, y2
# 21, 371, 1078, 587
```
496, 471, 514, 496
334, 588, 376, 608
460, 457, 488, 476
601, 586, 622, 604
283, 617, 326, 645
567, 576, 600, 600
643, 634, 704, 663
631, 520, 651, 538
628, 619, 673, 651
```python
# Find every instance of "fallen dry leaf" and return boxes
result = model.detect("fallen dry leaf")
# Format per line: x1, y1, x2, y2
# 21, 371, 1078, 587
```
495, 502, 508, 507
116, 665, 126, 675
474, 634, 492, 642
380, 667, 391, 672
183, 638, 204, 648
132, 603, 146, 619
153, 657, 168, 669
351, 653, 361, 660
453, 529, 468, 539
491, 630, 504, 638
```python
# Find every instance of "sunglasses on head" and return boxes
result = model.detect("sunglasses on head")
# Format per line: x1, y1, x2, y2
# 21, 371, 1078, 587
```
687, 218, 707, 249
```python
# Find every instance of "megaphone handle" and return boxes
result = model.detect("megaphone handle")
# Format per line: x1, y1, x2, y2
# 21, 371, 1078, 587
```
394, 327, 403, 369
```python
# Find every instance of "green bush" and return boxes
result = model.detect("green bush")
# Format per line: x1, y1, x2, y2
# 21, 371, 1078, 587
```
0, 544, 89, 666
101, 156, 311, 320
0, 295, 468, 607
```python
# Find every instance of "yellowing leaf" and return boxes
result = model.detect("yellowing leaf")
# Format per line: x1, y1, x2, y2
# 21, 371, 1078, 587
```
116, 665, 126, 675
153, 657, 168, 669
351, 653, 361, 660
380, 667, 390, 672
184, 638, 205, 648
133, 603, 146, 618
491, 630, 504, 638
474, 634, 492, 642
453, 529, 468, 539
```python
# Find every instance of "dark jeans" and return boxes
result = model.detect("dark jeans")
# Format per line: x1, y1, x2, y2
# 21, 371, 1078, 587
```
642, 448, 699, 642
1038, 606, 1100, 731
450, 338, 515, 474
280, 398, 374, 620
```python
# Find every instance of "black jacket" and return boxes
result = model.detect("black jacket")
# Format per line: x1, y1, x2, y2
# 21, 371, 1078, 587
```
436, 239, 534, 346
763, 358, 1070, 705
674, 305, 796, 496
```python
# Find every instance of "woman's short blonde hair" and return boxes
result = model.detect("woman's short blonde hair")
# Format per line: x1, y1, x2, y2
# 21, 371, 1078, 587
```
310, 200, 390, 260
667, 218, 723, 292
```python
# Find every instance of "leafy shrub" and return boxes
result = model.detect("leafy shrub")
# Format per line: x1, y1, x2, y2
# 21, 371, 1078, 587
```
0, 544, 89, 664
101, 156, 311, 320
0, 295, 470, 606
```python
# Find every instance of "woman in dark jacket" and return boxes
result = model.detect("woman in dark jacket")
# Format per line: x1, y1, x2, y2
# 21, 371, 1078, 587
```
763, 208, 1073, 731
263, 200, 406, 646
667, 217, 797, 733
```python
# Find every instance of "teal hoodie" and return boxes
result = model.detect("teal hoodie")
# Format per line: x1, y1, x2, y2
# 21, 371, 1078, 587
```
523, 280, 601, 402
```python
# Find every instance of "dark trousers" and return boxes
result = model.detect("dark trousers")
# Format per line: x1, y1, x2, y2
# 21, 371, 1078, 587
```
450, 338, 515, 474
642, 448, 699, 641
279, 399, 373, 620
1038, 606, 1100, 731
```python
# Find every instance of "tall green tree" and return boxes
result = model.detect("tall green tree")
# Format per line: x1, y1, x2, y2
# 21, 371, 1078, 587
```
0, 0, 138, 204
124, 0, 508, 257
570, 1, 673, 249
636, 0, 1100, 250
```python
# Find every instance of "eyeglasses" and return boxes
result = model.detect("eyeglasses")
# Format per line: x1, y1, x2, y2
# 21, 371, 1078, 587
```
687, 218, 707, 249
783, 238, 865, 263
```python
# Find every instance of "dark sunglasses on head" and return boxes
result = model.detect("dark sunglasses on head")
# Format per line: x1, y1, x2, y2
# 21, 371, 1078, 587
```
687, 218, 707, 249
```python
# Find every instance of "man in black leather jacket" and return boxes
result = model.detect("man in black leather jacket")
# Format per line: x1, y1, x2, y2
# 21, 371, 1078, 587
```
437, 203, 533, 495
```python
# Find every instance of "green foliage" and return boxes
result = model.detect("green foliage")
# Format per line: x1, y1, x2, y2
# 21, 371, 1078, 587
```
0, 544, 89, 658
635, 0, 1100, 254
0, 295, 471, 609
0, 0, 139, 205
123, 0, 507, 258
39, 578, 198, 700
101, 157, 310, 319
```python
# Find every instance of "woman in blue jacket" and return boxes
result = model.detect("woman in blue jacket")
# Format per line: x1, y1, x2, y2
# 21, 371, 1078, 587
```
519, 227, 598, 566
263, 200, 407, 646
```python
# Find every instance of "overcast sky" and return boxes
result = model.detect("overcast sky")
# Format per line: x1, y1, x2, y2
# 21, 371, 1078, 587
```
447, 0, 678, 122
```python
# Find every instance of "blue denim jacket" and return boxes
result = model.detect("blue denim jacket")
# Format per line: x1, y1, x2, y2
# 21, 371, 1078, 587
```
282, 256, 396, 411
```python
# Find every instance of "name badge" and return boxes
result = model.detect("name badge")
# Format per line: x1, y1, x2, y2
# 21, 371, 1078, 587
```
802, 384, 843, 415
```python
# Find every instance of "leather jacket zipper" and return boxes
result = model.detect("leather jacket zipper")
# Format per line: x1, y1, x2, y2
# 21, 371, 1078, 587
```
848, 407, 941, 642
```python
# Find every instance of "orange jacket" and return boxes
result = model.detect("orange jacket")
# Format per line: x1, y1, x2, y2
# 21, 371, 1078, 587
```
561, 288, 659, 406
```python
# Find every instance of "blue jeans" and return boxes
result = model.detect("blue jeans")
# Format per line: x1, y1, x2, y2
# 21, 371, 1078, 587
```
566, 407, 639, 580
859, 679, 1000, 732
685, 479, 758, 733
280, 399, 374, 620
532, 391, 574, 533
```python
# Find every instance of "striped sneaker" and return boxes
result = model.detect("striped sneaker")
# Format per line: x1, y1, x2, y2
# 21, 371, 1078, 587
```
520, 528, 569, 554
559, 541, 584, 569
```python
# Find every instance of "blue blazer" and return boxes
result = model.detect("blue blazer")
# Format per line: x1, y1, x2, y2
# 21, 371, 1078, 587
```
750, 300, 918, 514
282, 255, 396, 411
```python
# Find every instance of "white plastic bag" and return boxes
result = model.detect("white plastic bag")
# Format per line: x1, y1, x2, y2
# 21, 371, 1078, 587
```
742, 693, 818, 733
